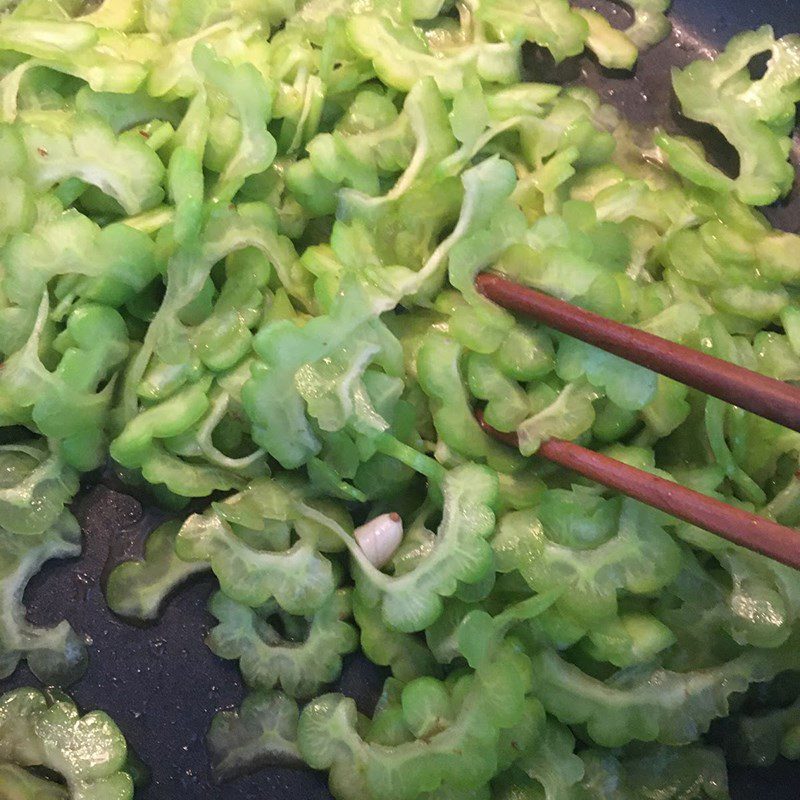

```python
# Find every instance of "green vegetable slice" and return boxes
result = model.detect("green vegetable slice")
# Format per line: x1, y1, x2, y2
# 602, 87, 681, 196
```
353, 591, 441, 682
1, 300, 131, 471
207, 588, 358, 697
619, 0, 671, 49
21, 114, 165, 214
493, 497, 682, 624
351, 464, 498, 632
417, 332, 522, 472
346, 13, 519, 96
578, 8, 639, 70
0, 442, 77, 536
515, 381, 598, 456
672, 26, 800, 205
242, 277, 392, 469
0, 763, 69, 800
475, 0, 589, 64
105, 519, 208, 621
175, 478, 338, 615
207, 690, 303, 781
78, 0, 145, 31
573, 744, 730, 800
529, 639, 800, 747
0, 688, 133, 800
192, 42, 277, 203
0, 512, 87, 686
3, 210, 158, 310
726, 698, 800, 766
298, 646, 533, 800
555, 336, 658, 412
516, 717, 584, 800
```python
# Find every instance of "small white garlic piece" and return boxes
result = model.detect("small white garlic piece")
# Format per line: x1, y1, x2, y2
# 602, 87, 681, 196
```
354, 512, 404, 569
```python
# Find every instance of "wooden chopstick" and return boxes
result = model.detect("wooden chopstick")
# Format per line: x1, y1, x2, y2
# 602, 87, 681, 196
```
476, 272, 800, 433
475, 411, 800, 571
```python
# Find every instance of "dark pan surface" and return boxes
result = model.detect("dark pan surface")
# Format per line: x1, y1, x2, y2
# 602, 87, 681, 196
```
5, 2, 800, 798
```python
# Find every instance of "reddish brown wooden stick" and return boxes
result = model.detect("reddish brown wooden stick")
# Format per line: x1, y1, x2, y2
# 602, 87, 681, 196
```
476, 412, 800, 571
476, 271, 800, 433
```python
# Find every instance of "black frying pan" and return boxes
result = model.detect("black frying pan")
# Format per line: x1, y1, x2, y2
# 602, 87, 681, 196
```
5, 1, 800, 797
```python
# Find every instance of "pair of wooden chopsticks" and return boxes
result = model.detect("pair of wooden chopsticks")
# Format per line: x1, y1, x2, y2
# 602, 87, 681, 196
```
475, 272, 800, 571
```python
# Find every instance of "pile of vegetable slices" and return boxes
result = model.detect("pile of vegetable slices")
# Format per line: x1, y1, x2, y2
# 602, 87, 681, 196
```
1, 0, 800, 797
